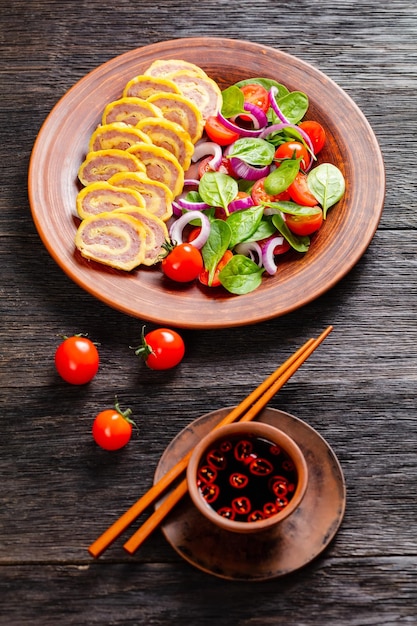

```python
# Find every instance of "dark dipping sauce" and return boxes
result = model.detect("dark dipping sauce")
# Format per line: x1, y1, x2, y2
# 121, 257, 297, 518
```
196, 433, 298, 523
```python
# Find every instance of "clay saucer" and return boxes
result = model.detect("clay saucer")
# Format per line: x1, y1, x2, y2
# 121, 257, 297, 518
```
154, 407, 346, 581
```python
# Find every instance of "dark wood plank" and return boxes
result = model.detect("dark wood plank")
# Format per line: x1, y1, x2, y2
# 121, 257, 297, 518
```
1, 0, 417, 623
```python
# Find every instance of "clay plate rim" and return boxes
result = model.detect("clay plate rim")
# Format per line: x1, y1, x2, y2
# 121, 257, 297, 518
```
28, 37, 385, 328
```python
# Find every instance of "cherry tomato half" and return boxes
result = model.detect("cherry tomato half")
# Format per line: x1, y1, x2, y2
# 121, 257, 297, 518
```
205, 116, 240, 146
239, 83, 270, 121
275, 141, 310, 171
55, 335, 99, 385
298, 120, 326, 154
287, 172, 318, 207
251, 178, 290, 205
92, 399, 135, 451
162, 242, 203, 283
286, 207, 323, 236
197, 155, 237, 179
135, 327, 185, 370
199, 250, 234, 287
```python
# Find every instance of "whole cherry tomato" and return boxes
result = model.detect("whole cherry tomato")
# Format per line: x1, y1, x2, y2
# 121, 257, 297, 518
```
161, 242, 203, 283
275, 141, 310, 171
133, 326, 185, 370
92, 398, 135, 451
55, 335, 99, 385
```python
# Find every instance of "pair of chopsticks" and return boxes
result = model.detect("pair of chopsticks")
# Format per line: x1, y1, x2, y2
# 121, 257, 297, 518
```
88, 325, 333, 559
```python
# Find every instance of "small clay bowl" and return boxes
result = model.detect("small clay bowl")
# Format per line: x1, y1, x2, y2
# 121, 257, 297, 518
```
186, 421, 308, 533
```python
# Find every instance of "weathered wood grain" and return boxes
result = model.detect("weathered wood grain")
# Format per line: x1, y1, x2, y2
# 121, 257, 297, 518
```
1, 0, 417, 624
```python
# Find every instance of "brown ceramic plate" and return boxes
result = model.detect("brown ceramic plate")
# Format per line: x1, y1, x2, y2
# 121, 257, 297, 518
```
155, 407, 346, 581
29, 37, 385, 329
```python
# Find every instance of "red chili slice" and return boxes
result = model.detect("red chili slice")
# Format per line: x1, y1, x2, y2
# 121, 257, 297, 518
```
206, 449, 227, 470
198, 465, 217, 484
249, 457, 273, 476
217, 507, 235, 520
232, 496, 251, 515
270, 475, 289, 497
247, 510, 265, 522
219, 440, 232, 453
263, 502, 278, 517
269, 445, 282, 456
275, 496, 289, 510
234, 440, 253, 462
229, 472, 249, 489
282, 459, 295, 471
200, 482, 220, 504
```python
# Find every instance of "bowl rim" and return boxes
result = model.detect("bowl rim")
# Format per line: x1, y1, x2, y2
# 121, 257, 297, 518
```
186, 421, 308, 533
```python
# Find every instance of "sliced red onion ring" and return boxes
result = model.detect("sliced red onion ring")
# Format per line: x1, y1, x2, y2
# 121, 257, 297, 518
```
269, 87, 291, 124
235, 241, 263, 265
260, 121, 316, 171
176, 192, 210, 212
169, 210, 211, 249
259, 236, 286, 275
227, 195, 254, 213
217, 111, 264, 138
191, 141, 223, 169
230, 102, 268, 130
229, 157, 271, 181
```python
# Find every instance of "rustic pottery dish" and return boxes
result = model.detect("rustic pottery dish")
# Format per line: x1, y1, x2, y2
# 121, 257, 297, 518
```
186, 421, 308, 533
155, 407, 346, 581
29, 37, 385, 329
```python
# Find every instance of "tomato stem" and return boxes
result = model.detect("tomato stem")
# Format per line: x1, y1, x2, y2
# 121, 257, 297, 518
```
130, 326, 155, 361
114, 396, 137, 428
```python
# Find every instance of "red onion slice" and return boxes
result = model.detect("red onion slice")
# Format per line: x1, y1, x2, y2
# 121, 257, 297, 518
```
229, 157, 271, 181
169, 210, 211, 249
269, 87, 291, 124
217, 111, 264, 138
191, 141, 223, 170
230, 102, 268, 130
235, 241, 263, 265
227, 195, 254, 213
259, 236, 286, 275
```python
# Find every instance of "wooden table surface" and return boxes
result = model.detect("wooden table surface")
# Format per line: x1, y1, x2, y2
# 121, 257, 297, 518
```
1, 1, 416, 624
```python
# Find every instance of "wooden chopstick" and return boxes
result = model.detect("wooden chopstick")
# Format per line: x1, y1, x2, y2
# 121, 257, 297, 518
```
88, 325, 333, 558
122, 324, 333, 555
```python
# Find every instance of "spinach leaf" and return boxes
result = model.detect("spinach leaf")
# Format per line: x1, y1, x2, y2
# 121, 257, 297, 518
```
227, 138, 275, 166
263, 200, 323, 217
219, 255, 264, 295
221, 85, 245, 118
201, 219, 231, 286
264, 159, 300, 195
199, 172, 238, 212
244, 217, 277, 242
272, 213, 310, 253
278, 91, 309, 124
235, 78, 289, 99
226, 205, 264, 248
307, 163, 346, 218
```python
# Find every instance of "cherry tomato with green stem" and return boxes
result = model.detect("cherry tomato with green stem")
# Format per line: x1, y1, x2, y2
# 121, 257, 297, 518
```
274, 141, 310, 171
161, 242, 203, 283
92, 397, 136, 451
298, 121, 326, 154
286, 207, 323, 236
133, 326, 185, 370
55, 334, 99, 385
